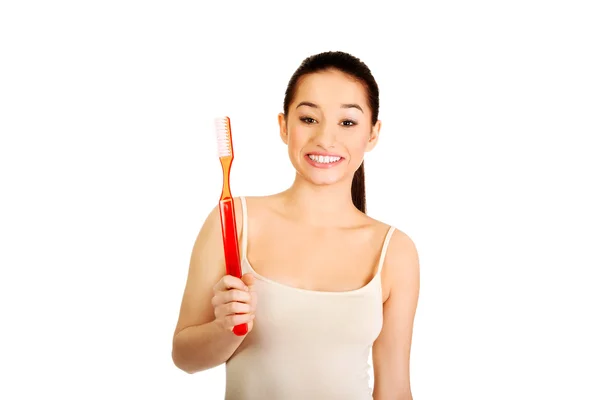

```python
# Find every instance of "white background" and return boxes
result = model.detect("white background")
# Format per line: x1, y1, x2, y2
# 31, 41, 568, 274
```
1, 1, 599, 399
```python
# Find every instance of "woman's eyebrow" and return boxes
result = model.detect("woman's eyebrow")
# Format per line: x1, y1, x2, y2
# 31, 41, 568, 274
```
341, 103, 363, 113
296, 101, 363, 113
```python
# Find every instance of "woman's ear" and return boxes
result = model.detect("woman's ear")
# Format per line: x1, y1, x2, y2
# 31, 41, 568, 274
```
278, 113, 288, 145
365, 120, 382, 152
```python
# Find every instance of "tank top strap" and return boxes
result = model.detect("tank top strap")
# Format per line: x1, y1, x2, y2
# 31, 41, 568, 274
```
239, 196, 249, 272
376, 225, 396, 275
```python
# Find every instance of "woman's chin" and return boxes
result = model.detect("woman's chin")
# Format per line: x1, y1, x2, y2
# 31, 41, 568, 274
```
290, 160, 354, 186
299, 170, 348, 186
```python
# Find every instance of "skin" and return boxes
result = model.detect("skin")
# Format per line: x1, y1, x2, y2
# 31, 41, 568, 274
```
173, 69, 420, 399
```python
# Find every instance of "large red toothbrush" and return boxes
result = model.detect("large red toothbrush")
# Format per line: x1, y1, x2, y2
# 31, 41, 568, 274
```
214, 116, 248, 336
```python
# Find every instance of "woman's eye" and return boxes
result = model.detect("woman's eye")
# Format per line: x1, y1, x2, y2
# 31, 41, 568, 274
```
300, 117, 317, 124
300, 117, 356, 126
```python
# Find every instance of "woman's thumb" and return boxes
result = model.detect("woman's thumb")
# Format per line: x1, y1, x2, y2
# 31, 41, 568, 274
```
241, 273, 255, 288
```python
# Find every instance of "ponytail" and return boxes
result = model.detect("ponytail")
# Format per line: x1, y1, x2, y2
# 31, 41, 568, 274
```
351, 161, 366, 213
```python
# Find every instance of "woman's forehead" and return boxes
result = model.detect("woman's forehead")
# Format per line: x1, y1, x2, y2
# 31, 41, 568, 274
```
293, 70, 368, 109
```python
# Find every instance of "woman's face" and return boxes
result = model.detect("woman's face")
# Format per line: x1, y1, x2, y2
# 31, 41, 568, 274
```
278, 69, 381, 186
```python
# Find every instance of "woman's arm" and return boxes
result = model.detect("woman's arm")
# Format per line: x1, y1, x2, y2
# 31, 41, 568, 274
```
171, 198, 246, 373
372, 231, 421, 399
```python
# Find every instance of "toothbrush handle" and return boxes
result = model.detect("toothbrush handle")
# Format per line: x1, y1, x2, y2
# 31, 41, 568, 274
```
218, 198, 248, 336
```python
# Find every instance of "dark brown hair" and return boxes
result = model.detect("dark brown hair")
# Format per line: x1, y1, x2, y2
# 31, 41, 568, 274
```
282, 51, 379, 213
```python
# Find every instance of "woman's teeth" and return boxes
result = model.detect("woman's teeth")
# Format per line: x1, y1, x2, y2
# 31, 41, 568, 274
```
308, 154, 341, 164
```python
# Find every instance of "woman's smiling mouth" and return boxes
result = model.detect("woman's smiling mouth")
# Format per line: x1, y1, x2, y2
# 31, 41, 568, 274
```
304, 153, 345, 168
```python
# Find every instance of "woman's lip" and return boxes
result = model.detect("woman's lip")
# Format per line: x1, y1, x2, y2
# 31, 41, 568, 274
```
304, 154, 344, 168
305, 151, 344, 158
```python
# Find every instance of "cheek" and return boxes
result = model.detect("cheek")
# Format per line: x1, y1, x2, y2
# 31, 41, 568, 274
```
287, 127, 309, 148
346, 130, 371, 151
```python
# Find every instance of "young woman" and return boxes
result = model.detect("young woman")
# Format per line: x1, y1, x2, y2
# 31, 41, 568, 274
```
172, 51, 420, 400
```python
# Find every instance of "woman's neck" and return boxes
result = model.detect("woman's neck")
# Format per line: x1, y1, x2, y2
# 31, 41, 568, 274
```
278, 174, 361, 227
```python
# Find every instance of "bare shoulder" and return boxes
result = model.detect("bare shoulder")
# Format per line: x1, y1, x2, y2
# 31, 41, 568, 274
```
363, 214, 416, 262
202, 196, 246, 242
238, 193, 283, 220
375, 222, 420, 303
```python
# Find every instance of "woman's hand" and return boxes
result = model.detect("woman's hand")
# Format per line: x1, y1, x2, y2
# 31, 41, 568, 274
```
211, 273, 257, 334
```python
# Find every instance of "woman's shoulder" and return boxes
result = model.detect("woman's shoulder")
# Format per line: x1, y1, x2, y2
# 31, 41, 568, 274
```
361, 213, 405, 240
363, 216, 419, 301
230, 194, 279, 230
362, 215, 416, 268
231, 194, 274, 215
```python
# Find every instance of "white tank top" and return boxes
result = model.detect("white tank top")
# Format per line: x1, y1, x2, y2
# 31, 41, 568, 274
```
225, 196, 395, 400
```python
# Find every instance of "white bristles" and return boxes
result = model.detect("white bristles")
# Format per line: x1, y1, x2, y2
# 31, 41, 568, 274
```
214, 117, 232, 157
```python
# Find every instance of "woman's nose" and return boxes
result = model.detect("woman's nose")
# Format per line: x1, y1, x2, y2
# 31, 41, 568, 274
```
313, 125, 336, 148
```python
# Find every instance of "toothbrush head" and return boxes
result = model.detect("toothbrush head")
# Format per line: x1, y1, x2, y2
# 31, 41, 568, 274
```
215, 116, 233, 159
